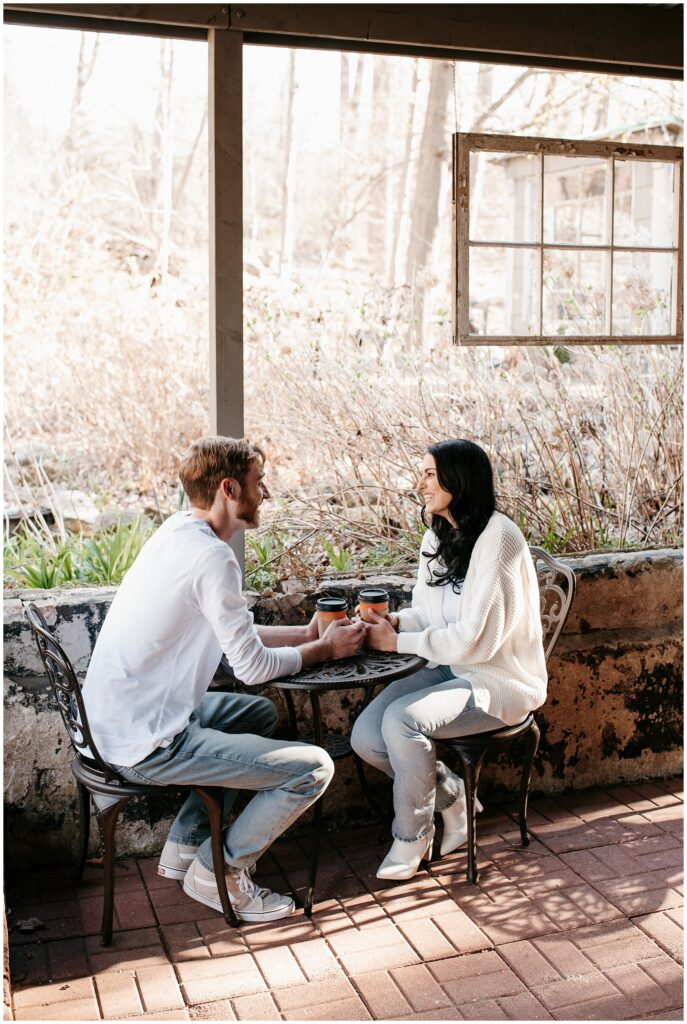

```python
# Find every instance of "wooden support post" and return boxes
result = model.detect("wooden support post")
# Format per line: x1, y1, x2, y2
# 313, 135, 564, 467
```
209, 27, 245, 571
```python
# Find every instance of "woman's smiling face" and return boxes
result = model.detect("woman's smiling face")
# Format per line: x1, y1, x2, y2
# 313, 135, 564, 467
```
418, 453, 454, 521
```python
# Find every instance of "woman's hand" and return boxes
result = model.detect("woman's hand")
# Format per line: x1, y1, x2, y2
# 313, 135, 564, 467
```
364, 610, 399, 652
354, 604, 400, 630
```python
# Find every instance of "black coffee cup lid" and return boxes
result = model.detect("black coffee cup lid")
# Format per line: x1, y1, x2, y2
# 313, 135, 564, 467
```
359, 588, 389, 601
316, 597, 348, 612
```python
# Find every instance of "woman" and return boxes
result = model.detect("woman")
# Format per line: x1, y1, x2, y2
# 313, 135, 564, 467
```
351, 438, 547, 880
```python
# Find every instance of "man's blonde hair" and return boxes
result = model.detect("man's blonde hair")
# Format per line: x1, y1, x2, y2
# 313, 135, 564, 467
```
178, 437, 265, 509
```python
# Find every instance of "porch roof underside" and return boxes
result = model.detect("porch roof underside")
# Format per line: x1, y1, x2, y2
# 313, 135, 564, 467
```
3, 4, 684, 79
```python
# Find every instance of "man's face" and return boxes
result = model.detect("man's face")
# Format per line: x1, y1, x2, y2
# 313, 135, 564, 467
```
235, 459, 270, 528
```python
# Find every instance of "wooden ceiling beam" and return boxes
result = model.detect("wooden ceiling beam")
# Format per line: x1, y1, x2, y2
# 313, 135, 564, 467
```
4, 3, 682, 77
3, 4, 229, 29
231, 4, 682, 75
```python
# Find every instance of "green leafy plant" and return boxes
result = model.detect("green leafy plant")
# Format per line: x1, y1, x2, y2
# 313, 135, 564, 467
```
4, 533, 79, 589
80, 515, 153, 585
322, 538, 354, 573
539, 507, 575, 555
245, 530, 284, 591
4, 516, 153, 589
363, 543, 400, 569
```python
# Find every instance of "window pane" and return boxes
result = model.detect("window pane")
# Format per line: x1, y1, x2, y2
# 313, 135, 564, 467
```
542, 249, 607, 336
468, 246, 539, 335
612, 252, 674, 336
613, 160, 676, 248
469, 151, 540, 243
543, 156, 609, 246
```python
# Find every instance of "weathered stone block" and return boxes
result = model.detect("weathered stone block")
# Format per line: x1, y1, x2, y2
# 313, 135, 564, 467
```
3, 548, 682, 865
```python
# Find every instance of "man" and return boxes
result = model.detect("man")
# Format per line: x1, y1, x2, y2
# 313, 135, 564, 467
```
83, 436, 366, 922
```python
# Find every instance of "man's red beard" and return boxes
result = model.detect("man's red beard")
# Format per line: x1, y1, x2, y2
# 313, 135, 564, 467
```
237, 497, 260, 526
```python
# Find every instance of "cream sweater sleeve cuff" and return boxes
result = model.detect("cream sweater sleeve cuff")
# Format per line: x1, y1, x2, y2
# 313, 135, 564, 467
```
396, 608, 426, 632
396, 630, 421, 655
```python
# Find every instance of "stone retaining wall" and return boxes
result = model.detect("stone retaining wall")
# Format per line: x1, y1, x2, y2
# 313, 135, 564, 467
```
3, 548, 683, 867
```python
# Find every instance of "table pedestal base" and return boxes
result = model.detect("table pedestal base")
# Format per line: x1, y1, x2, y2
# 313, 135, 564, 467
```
273, 653, 426, 914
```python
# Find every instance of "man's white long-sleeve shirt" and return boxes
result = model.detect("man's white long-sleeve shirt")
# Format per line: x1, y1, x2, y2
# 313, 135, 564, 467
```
82, 512, 302, 766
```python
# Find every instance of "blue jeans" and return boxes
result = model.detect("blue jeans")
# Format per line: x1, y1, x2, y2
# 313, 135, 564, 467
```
112, 691, 334, 872
350, 666, 504, 842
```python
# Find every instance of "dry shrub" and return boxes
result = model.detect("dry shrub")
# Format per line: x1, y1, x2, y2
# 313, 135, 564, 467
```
5, 243, 209, 500
245, 283, 683, 555
5, 264, 683, 557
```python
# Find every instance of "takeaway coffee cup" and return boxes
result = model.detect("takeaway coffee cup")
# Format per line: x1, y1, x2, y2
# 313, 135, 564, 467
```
358, 587, 390, 622
316, 597, 349, 638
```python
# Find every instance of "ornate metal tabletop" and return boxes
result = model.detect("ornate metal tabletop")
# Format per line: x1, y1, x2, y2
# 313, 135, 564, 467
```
270, 649, 426, 691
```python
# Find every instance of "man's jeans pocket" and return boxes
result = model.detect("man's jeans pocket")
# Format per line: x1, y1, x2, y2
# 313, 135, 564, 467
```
110, 763, 166, 787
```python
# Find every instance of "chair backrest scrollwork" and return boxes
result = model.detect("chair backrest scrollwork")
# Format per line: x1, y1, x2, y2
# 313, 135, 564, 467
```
23, 603, 119, 782
528, 547, 576, 663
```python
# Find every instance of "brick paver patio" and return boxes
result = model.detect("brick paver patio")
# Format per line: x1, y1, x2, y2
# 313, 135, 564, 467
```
6, 780, 683, 1020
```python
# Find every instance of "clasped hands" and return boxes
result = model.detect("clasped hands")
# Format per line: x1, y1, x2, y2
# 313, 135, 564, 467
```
354, 604, 399, 652
306, 606, 399, 654
327, 611, 398, 653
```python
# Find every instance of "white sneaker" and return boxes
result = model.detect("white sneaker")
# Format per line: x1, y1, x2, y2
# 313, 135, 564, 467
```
158, 841, 199, 879
183, 858, 295, 922
159, 840, 257, 881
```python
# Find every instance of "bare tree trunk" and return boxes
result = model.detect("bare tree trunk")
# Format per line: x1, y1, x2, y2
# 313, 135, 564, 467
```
389, 59, 419, 287
348, 54, 365, 132
367, 60, 391, 264
474, 65, 493, 122
592, 85, 611, 134
278, 50, 297, 278
65, 31, 100, 153
341, 53, 366, 275
405, 60, 452, 345
174, 107, 207, 212
154, 40, 174, 282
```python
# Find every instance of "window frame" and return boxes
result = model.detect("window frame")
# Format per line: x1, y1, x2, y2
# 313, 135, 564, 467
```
453, 132, 683, 345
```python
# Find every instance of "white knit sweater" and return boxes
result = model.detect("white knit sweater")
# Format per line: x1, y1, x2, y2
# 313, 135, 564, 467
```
396, 511, 547, 726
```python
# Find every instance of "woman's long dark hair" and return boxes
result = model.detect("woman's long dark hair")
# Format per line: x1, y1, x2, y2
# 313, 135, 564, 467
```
422, 439, 497, 590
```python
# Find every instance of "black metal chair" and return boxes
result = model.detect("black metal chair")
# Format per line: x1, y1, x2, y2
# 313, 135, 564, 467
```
442, 546, 576, 883
24, 603, 239, 945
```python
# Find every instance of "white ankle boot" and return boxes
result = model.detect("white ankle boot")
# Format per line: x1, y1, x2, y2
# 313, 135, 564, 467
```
439, 790, 483, 857
376, 826, 435, 881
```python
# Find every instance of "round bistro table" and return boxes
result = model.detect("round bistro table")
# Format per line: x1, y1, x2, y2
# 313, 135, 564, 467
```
268, 648, 426, 915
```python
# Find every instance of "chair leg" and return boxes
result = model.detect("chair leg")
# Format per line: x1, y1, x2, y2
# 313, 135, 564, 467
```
304, 691, 326, 917
304, 796, 322, 918
72, 782, 91, 885
455, 749, 487, 885
195, 787, 239, 928
97, 798, 129, 947
354, 685, 388, 824
355, 752, 390, 824
519, 720, 540, 847
284, 691, 298, 740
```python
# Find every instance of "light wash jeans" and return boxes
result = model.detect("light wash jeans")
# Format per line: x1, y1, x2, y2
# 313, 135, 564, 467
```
350, 665, 504, 842
112, 691, 334, 872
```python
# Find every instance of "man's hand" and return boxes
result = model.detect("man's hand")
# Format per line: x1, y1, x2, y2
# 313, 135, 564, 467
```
303, 610, 320, 642
364, 609, 399, 652
258, 615, 321, 647
298, 617, 367, 668
324, 617, 367, 659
